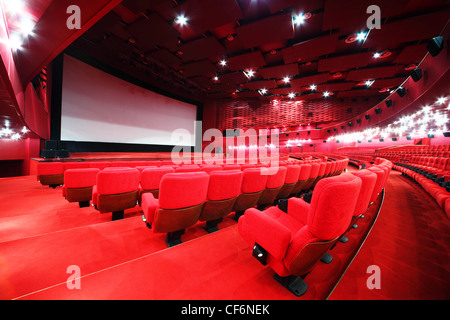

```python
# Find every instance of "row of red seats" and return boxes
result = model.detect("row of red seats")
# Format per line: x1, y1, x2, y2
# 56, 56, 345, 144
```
393, 157, 450, 217
238, 158, 392, 296
376, 144, 450, 161
60, 159, 348, 246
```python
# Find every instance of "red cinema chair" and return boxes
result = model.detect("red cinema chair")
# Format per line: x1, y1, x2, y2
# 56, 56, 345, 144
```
290, 164, 312, 196
232, 168, 268, 220
93, 168, 140, 220
238, 173, 362, 296
63, 168, 100, 207
37, 162, 65, 188
139, 166, 175, 201
277, 165, 301, 199
257, 166, 287, 210
199, 170, 243, 232
141, 172, 210, 247
367, 166, 386, 204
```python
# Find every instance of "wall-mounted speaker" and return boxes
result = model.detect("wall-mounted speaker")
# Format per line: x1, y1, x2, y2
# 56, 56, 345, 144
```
410, 68, 422, 82
375, 108, 381, 114
397, 87, 406, 97
356, 119, 361, 124
385, 99, 393, 107
365, 114, 370, 120
392, 137, 398, 141
348, 122, 353, 127
443, 132, 450, 137
334, 128, 338, 131
379, 138, 384, 142
341, 125, 344, 129
427, 36, 443, 57
428, 134, 434, 138
406, 136, 412, 140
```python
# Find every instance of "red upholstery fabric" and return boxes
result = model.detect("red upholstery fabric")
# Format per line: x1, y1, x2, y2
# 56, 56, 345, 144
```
308, 163, 320, 179
207, 170, 243, 201
96, 168, 140, 195
175, 165, 201, 173
240, 168, 268, 193
64, 168, 100, 189
350, 169, 378, 216
298, 164, 312, 181
201, 164, 223, 174
37, 162, 65, 175
140, 167, 175, 190
158, 172, 210, 209
284, 165, 301, 184
64, 162, 89, 170
367, 166, 386, 203
265, 166, 287, 189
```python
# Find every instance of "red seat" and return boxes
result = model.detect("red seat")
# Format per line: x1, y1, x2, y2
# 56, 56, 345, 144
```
290, 164, 312, 196
141, 172, 210, 246
233, 168, 268, 220
200, 164, 223, 174
199, 170, 243, 232
277, 165, 301, 199
301, 163, 320, 192
139, 167, 175, 200
366, 166, 386, 203
37, 162, 65, 187
238, 173, 362, 296
257, 166, 287, 209
175, 164, 201, 173
93, 168, 140, 220
63, 168, 100, 207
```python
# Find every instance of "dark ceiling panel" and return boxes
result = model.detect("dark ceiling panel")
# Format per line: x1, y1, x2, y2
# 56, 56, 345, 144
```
235, 12, 295, 49
226, 51, 266, 71
268, 0, 324, 14
282, 34, 339, 64
369, 77, 406, 89
290, 73, 329, 88
316, 82, 356, 92
245, 80, 278, 90
392, 43, 428, 64
182, 60, 217, 76
178, 36, 226, 63
318, 52, 374, 72
258, 63, 300, 79
346, 65, 403, 81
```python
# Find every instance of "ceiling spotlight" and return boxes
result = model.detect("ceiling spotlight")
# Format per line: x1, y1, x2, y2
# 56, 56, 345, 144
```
9, 33, 23, 51
292, 13, 306, 25
244, 69, 255, 78
213, 76, 219, 81
356, 31, 368, 41
21, 126, 29, 134
175, 15, 188, 26
323, 91, 331, 97
288, 93, 296, 99
219, 59, 227, 66
310, 84, 317, 91
373, 52, 381, 58
437, 97, 447, 105
365, 80, 375, 87
283, 76, 290, 83
259, 88, 267, 95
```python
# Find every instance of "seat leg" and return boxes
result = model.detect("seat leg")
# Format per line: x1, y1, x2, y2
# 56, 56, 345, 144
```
205, 218, 222, 233
111, 210, 124, 221
320, 252, 333, 264
79, 201, 90, 208
340, 235, 348, 243
273, 273, 308, 297
141, 215, 151, 228
165, 229, 185, 247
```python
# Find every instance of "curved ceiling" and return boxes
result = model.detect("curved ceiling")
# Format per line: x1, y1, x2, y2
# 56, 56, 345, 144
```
68, 0, 450, 128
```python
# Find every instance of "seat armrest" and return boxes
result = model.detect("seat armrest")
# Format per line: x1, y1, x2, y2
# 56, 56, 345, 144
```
239, 208, 292, 261
287, 197, 310, 225
141, 192, 159, 223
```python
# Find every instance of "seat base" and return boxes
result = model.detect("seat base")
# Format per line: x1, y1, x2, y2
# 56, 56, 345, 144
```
204, 218, 223, 233
112, 210, 124, 221
273, 274, 308, 297
165, 229, 185, 247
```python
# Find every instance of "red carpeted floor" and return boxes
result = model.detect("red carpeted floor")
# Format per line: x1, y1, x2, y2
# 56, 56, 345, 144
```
0, 169, 449, 300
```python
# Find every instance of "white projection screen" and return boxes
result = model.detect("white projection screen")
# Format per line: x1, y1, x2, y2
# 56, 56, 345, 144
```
61, 54, 197, 146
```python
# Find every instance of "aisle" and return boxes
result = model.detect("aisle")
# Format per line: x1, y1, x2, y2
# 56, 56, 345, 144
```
329, 170, 450, 299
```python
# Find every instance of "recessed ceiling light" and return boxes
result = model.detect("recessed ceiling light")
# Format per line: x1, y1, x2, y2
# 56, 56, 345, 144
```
373, 52, 381, 58
323, 91, 331, 97
259, 88, 267, 95
365, 80, 375, 87
310, 84, 317, 91
244, 69, 255, 78
288, 93, 296, 99
292, 13, 306, 25
219, 59, 227, 66
437, 97, 446, 104
283, 76, 290, 83
175, 15, 188, 26
356, 31, 368, 41
213, 76, 219, 81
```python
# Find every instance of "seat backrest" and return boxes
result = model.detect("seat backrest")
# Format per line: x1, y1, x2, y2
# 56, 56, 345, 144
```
317, 162, 327, 177
284, 165, 301, 184
37, 162, 65, 175
350, 169, 377, 216
158, 172, 209, 209
207, 170, 243, 201
201, 164, 223, 174
241, 168, 268, 193
175, 164, 201, 173
308, 163, 320, 179
96, 168, 140, 195
140, 167, 175, 190
306, 173, 362, 240
265, 166, 287, 189
366, 166, 386, 202
64, 168, 100, 189
298, 164, 312, 181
